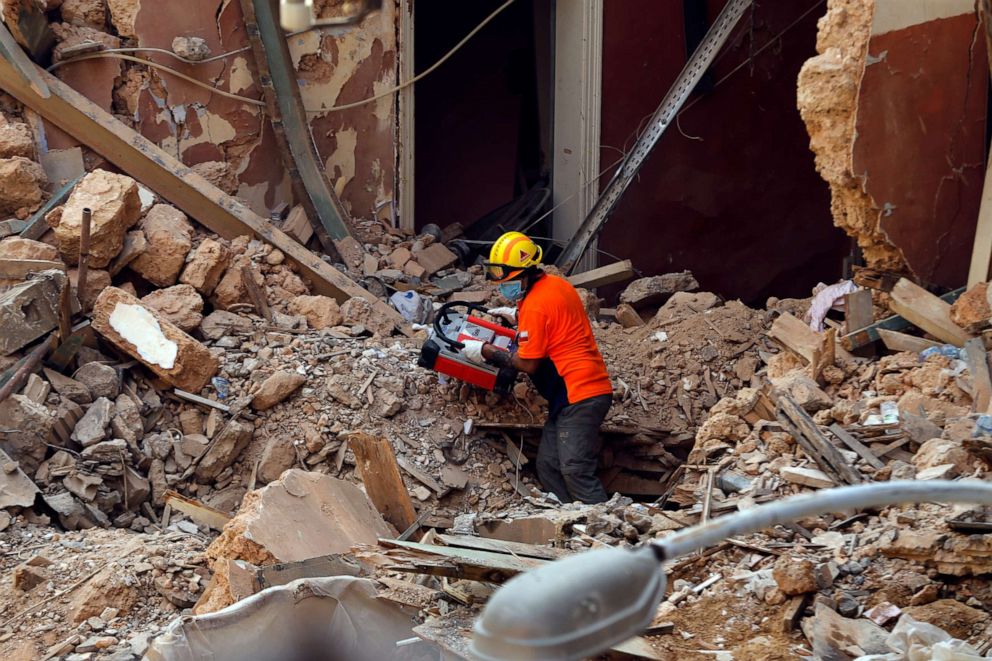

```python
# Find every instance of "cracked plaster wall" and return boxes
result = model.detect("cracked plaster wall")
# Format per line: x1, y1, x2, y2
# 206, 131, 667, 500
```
41, 0, 396, 225
798, 0, 986, 287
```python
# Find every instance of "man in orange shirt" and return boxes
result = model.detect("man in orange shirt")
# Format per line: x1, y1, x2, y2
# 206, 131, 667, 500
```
462, 232, 614, 504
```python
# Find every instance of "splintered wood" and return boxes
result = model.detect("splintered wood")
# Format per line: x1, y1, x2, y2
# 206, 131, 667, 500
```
349, 433, 417, 532
768, 312, 835, 382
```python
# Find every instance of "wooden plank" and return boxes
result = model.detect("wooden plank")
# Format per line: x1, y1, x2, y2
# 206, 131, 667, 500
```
888, 278, 972, 347
605, 472, 666, 496
396, 455, 451, 497
436, 534, 570, 561
350, 433, 417, 532
780, 466, 835, 489
172, 389, 231, 413
965, 338, 992, 412
777, 394, 863, 485
567, 259, 635, 289
0, 259, 66, 280
379, 539, 545, 578
0, 53, 407, 333
780, 594, 810, 633
163, 490, 231, 531
829, 424, 885, 470
969, 153, 992, 287
768, 312, 834, 381
877, 329, 940, 354
842, 288, 964, 350
844, 289, 874, 333
240, 265, 272, 322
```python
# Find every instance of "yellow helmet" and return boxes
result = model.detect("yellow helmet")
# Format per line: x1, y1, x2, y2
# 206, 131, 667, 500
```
486, 231, 543, 282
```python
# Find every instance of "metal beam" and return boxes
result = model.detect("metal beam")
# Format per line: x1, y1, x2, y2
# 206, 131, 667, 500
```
0, 31, 406, 333
555, 0, 753, 274
241, 0, 354, 250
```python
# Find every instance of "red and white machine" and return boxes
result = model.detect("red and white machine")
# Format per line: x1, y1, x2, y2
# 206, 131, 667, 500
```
418, 302, 518, 394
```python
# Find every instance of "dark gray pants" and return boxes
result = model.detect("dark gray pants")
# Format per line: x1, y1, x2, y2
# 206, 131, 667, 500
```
536, 394, 612, 504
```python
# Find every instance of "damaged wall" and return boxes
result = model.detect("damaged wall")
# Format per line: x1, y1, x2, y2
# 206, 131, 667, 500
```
798, 0, 987, 287
597, 0, 847, 304
18, 0, 397, 224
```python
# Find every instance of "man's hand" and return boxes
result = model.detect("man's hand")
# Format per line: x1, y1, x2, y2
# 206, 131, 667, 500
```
461, 339, 486, 365
489, 307, 517, 325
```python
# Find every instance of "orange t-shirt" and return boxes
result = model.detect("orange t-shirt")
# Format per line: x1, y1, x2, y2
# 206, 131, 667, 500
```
516, 274, 613, 404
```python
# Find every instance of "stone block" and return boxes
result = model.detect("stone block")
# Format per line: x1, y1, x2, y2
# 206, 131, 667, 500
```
251, 371, 306, 411
200, 309, 252, 340
128, 204, 193, 286
195, 420, 254, 483
180, 238, 230, 296
0, 237, 59, 261
288, 295, 342, 330
0, 157, 46, 218
91, 287, 219, 392
341, 296, 395, 336
0, 395, 54, 475
413, 243, 457, 276
74, 363, 119, 400
52, 169, 140, 267
141, 284, 203, 333
0, 114, 34, 159
620, 271, 699, 309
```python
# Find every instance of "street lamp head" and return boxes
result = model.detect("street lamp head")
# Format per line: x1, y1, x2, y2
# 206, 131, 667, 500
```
471, 545, 666, 661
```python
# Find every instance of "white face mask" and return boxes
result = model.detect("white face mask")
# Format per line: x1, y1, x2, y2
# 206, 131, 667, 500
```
499, 280, 525, 302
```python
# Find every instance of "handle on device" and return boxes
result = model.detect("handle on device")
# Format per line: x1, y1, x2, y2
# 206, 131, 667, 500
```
434, 301, 489, 350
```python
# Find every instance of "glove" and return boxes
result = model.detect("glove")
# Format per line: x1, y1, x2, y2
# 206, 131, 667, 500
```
489, 307, 517, 324
461, 339, 486, 365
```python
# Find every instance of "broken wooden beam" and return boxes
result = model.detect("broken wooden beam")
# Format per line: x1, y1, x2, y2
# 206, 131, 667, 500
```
374, 538, 545, 583
350, 433, 417, 532
828, 424, 885, 470
776, 394, 863, 486
768, 312, 834, 381
887, 278, 972, 347
567, 259, 635, 290
844, 289, 874, 334
876, 328, 940, 354
164, 490, 231, 531
238, 0, 354, 252
0, 52, 407, 333
842, 287, 964, 350
396, 455, 451, 498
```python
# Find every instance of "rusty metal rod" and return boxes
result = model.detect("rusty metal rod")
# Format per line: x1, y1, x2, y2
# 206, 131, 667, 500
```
0, 334, 56, 404
76, 207, 91, 307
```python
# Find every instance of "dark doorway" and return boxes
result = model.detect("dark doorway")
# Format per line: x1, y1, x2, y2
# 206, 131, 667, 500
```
413, 0, 553, 233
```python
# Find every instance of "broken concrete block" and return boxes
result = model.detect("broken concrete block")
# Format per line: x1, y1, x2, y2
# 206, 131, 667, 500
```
13, 563, 48, 591
148, 458, 167, 506
128, 204, 194, 286
620, 271, 699, 309
68, 267, 111, 311
0, 157, 46, 218
0, 447, 40, 509
770, 373, 833, 412
780, 466, 835, 489
0, 237, 59, 261
180, 238, 230, 296
106, 0, 139, 38
21, 373, 50, 404
200, 309, 253, 340
913, 438, 971, 474
121, 465, 149, 509
0, 114, 35, 159
0, 395, 54, 475
413, 243, 457, 276
141, 284, 204, 333
52, 169, 141, 267
387, 247, 411, 269
257, 437, 297, 484
614, 303, 644, 328
44, 491, 99, 530
64, 471, 102, 501
915, 464, 958, 481
44, 367, 92, 404
378, 390, 402, 418
0, 270, 65, 355
91, 287, 220, 392
213, 256, 262, 311
194, 420, 254, 483
110, 394, 143, 445
403, 259, 427, 279
72, 396, 113, 447
74, 363, 119, 400
171, 35, 210, 61
199, 470, 392, 613
949, 282, 991, 333
251, 371, 306, 411
288, 295, 342, 330
81, 438, 126, 461
773, 557, 818, 596
341, 296, 395, 336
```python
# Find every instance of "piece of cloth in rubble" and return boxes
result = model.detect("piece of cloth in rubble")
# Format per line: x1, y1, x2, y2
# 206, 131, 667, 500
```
807, 280, 859, 332
145, 577, 415, 661
537, 393, 612, 504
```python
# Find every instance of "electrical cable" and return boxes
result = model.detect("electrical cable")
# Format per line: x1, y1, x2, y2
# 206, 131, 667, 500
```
657, 480, 992, 560
48, 0, 517, 114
